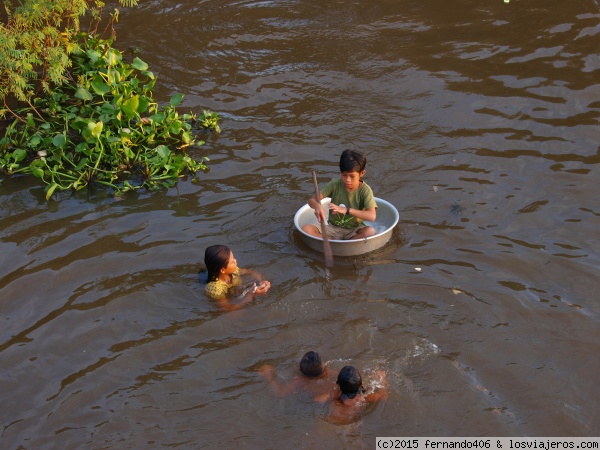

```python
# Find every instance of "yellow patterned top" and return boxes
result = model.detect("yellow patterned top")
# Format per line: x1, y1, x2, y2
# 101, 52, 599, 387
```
205, 268, 242, 300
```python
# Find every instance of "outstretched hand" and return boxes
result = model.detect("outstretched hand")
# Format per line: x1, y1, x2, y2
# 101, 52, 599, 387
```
254, 280, 271, 295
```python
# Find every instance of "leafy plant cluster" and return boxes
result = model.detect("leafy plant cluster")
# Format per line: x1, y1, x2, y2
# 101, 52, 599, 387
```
1, 0, 219, 199
329, 205, 355, 228
0, 34, 219, 199
0, 0, 137, 109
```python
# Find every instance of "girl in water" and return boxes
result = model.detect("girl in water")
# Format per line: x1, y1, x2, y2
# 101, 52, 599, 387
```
203, 244, 271, 311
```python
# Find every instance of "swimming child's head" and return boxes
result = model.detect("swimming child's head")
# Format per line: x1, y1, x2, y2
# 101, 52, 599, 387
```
339, 149, 367, 174
204, 244, 232, 282
299, 351, 325, 377
336, 365, 363, 398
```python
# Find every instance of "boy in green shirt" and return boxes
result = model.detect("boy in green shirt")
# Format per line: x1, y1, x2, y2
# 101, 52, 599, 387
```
303, 150, 377, 240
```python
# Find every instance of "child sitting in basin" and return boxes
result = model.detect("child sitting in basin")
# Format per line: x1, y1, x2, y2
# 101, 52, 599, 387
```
302, 149, 377, 240
202, 244, 271, 311
259, 351, 335, 397
315, 365, 388, 424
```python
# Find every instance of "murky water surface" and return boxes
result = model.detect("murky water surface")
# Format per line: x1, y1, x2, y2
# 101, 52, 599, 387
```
2, 0, 600, 447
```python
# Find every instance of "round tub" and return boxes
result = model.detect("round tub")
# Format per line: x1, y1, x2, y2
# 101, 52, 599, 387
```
293, 197, 399, 257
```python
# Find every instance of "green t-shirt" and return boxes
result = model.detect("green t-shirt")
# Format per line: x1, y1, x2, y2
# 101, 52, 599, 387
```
321, 178, 377, 228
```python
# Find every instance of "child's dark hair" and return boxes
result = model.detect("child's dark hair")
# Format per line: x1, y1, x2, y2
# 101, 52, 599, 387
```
336, 365, 363, 398
339, 150, 367, 174
204, 245, 231, 283
299, 351, 325, 377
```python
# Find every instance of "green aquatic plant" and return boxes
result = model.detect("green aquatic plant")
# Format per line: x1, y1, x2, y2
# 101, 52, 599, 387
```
328, 204, 355, 228
329, 214, 355, 228
197, 110, 221, 134
0, 0, 219, 199
0, 0, 139, 111
0, 34, 218, 199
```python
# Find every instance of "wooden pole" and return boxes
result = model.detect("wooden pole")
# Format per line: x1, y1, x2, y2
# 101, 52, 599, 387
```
312, 171, 334, 268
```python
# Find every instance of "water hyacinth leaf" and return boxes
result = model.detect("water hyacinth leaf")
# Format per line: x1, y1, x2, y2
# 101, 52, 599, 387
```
28, 134, 42, 147
122, 96, 140, 120
170, 93, 184, 107
70, 117, 88, 131
75, 87, 93, 101
86, 49, 102, 63
32, 168, 45, 178
13, 149, 27, 162
156, 145, 170, 159
137, 97, 149, 114
75, 142, 89, 154
108, 69, 122, 84
170, 121, 182, 135
45, 183, 59, 201
91, 81, 111, 95
101, 103, 116, 116
149, 113, 165, 124
52, 134, 66, 148
123, 146, 135, 159
76, 157, 89, 170
91, 121, 103, 139
83, 122, 94, 140
131, 57, 148, 71
143, 78, 157, 92
106, 48, 122, 67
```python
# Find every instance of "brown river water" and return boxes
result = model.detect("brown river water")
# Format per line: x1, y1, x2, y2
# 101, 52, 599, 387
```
2, 0, 600, 447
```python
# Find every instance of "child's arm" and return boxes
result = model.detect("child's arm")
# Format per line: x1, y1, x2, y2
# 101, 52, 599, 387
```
259, 365, 286, 396
307, 193, 327, 223
213, 282, 270, 312
365, 388, 388, 402
365, 370, 388, 403
258, 366, 303, 397
328, 204, 376, 222
314, 385, 338, 403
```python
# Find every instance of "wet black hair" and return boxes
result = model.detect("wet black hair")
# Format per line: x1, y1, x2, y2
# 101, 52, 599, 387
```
204, 244, 231, 283
299, 351, 325, 377
336, 365, 363, 397
339, 149, 367, 174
